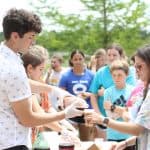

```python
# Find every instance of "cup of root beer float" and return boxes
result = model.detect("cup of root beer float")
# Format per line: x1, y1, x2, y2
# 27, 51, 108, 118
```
59, 143, 74, 150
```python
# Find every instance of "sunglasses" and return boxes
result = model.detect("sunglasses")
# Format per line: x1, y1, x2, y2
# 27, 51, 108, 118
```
135, 64, 142, 70
134, 63, 144, 71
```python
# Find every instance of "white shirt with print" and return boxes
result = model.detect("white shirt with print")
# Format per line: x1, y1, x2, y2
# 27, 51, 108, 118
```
0, 43, 32, 149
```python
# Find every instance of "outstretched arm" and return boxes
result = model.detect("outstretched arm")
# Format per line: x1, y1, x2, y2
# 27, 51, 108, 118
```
84, 111, 144, 136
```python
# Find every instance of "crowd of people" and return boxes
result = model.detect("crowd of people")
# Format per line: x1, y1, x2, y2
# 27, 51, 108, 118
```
0, 8, 150, 150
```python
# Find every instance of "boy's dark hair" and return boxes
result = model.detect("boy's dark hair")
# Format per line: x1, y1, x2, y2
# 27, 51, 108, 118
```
3, 8, 42, 40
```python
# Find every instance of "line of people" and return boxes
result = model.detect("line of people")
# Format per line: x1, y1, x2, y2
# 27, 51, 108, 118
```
0, 7, 150, 150
44, 42, 148, 150
43, 43, 137, 150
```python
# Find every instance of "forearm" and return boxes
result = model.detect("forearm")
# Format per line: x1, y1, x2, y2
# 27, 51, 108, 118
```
33, 107, 63, 131
29, 79, 52, 93
125, 136, 137, 146
107, 118, 143, 136
22, 111, 65, 127
44, 121, 62, 132
91, 94, 101, 114
12, 96, 86, 129
33, 107, 62, 131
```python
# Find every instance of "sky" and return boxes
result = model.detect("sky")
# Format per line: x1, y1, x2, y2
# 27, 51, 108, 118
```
0, 0, 150, 32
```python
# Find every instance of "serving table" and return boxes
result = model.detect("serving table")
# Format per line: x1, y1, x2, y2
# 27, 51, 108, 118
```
40, 131, 114, 150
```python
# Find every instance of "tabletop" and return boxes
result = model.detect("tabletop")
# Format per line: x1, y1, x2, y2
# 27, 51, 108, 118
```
40, 131, 114, 150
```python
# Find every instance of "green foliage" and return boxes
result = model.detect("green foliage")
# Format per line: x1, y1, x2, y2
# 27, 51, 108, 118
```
32, 0, 150, 56
0, 32, 4, 42
111, 26, 147, 56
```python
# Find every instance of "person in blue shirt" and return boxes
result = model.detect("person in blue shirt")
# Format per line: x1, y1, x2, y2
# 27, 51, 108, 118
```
59, 50, 95, 141
89, 43, 136, 138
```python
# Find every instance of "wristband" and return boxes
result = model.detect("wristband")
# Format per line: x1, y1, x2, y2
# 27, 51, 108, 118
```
97, 124, 107, 130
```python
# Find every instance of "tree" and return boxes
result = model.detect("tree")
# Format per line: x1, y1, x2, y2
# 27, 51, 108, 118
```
0, 32, 4, 42
32, 0, 150, 56
80, 0, 149, 51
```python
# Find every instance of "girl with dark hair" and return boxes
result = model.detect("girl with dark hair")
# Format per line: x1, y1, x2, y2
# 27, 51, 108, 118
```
59, 50, 96, 141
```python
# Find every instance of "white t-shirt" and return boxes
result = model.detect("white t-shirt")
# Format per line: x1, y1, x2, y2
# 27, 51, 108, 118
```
47, 68, 66, 86
0, 43, 32, 149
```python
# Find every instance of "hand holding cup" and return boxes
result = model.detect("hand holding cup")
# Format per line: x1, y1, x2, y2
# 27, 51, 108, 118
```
64, 99, 88, 119
84, 110, 104, 125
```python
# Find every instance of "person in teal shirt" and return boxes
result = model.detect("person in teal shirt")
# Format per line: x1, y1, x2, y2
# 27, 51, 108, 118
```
89, 44, 136, 139
103, 60, 134, 143
89, 43, 136, 117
